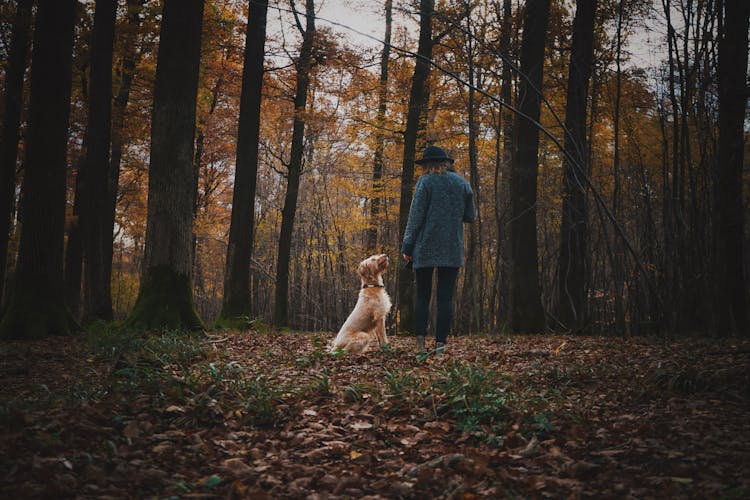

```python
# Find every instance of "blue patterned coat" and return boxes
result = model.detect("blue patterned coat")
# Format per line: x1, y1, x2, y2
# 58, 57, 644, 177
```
401, 170, 475, 269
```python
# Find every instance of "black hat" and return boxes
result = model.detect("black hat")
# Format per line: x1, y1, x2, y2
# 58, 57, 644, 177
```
415, 145, 454, 164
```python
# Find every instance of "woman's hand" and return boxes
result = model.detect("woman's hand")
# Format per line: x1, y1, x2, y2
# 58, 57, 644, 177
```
402, 253, 413, 262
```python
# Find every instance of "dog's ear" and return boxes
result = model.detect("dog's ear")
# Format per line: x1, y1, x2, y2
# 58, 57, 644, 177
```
358, 259, 372, 279
360, 258, 377, 281
377, 254, 389, 270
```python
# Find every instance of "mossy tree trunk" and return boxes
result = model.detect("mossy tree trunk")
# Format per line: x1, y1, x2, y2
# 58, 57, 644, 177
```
508, 0, 550, 333
397, 0, 433, 335
217, 0, 268, 330
125, 0, 205, 332
0, 0, 33, 307
0, 0, 77, 340
273, 0, 315, 327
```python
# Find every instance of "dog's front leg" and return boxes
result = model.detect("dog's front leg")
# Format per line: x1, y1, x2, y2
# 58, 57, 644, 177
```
375, 316, 388, 347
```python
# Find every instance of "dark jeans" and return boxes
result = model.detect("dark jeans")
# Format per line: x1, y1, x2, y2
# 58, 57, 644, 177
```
414, 267, 459, 343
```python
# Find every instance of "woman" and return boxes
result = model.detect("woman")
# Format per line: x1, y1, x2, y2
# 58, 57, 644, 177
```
401, 145, 475, 355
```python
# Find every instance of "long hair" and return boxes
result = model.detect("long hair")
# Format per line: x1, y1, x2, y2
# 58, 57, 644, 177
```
425, 160, 451, 174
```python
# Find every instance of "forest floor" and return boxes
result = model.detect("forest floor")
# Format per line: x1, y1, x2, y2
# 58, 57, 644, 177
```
1, 328, 749, 499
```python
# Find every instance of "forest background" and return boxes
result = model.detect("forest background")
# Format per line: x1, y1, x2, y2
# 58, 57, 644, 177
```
0, 0, 749, 497
0, 0, 747, 339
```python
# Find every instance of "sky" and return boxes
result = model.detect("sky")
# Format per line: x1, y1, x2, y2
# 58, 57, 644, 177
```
270, 0, 664, 71
265, 0, 406, 55
315, 0, 393, 49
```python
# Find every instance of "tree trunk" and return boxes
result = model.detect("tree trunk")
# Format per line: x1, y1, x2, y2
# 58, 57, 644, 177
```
611, 0, 626, 336
273, 0, 315, 327
218, 0, 268, 328
461, 0, 482, 334
557, 0, 597, 332
125, 0, 205, 331
397, 0, 433, 334
0, 0, 78, 340
367, 0, 392, 253
65, 163, 84, 319
493, 0, 514, 331
508, 0, 549, 333
0, 0, 33, 307
79, 0, 117, 323
714, 0, 748, 335
663, 0, 683, 333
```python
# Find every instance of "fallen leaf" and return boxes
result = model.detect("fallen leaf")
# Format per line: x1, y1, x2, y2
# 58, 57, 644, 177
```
670, 477, 693, 484
123, 421, 140, 439
351, 421, 373, 430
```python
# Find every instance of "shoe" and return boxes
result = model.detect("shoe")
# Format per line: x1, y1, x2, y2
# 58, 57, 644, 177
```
435, 342, 445, 356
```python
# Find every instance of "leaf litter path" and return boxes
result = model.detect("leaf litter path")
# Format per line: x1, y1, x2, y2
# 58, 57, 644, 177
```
1, 331, 749, 498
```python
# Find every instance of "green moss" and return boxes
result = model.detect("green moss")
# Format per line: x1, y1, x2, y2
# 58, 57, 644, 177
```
0, 287, 79, 340
251, 319, 270, 333
124, 266, 204, 332
215, 297, 252, 330
214, 314, 250, 331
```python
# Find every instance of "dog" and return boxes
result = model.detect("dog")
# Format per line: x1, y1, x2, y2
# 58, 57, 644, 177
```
329, 254, 392, 354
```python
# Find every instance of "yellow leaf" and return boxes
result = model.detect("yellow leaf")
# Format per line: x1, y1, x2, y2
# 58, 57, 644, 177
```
349, 450, 362, 459
554, 341, 567, 356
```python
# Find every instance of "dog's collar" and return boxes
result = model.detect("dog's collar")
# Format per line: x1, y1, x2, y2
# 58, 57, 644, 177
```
362, 283, 385, 289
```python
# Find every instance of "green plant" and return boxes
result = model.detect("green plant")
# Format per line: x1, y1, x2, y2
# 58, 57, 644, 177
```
429, 361, 511, 445
384, 369, 416, 398
250, 319, 270, 333
236, 375, 282, 426
142, 331, 204, 367
85, 321, 142, 357
343, 382, 378, 403
310, 372, 333, 397
650, 360, 709, 394
532, 411, 554, 436
295, 347, 325, 368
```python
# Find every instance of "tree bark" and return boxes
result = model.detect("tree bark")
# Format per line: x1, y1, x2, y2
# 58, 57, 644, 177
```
557, 0, 597, 332
508, 0, 550, 333
0, 0, 78, 340
611, 0, 626, 336
65, 163, 84, 319
493, 0, 514, 331
714, 0, 749, 335
663, 0, 683, 333
79, 0, 118, 323
397, 0, 433, 335
461, 0, 482, 334
367, 0, 392, 253
273, 0, 315, 327
125, 0, 205, 331
218, 0, 268, 328
0, 0, 33, 307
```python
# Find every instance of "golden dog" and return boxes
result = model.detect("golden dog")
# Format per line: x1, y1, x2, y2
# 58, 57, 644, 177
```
329, 254, 392, 354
